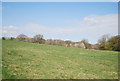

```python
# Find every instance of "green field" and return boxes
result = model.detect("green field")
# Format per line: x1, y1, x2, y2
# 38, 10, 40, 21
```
2, 40, 118, 79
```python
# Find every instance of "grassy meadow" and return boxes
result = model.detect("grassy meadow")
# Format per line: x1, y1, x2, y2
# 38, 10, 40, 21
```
2, 40, 118, 79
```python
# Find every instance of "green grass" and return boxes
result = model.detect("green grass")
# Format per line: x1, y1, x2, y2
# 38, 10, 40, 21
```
2, 40, 118, 79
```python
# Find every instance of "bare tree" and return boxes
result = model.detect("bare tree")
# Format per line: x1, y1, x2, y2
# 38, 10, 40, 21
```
65, 40, 71, 47
16, 34, 28, 42
98, 34, 109, 50
97, 34, 110, 50
33, 34, 44, 44
81, 39, 91, 49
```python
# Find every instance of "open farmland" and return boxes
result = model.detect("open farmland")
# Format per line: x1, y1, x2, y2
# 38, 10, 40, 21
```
2, 40, 118, 79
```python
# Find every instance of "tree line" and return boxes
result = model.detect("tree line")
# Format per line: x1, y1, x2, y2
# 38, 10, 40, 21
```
2, 34, 120, 51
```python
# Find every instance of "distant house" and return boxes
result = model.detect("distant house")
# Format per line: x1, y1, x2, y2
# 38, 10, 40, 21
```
45, 39, 86, 49
79, 43, 86, 48
70, 42, 85, 48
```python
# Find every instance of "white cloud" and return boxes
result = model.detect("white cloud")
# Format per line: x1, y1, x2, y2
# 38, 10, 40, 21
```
2, 14, 118, 43
79, 14, 118, 36
2, 25, 19, 37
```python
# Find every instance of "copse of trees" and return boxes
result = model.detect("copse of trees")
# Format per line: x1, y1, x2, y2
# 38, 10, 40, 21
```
10, 37, 15, 40
2, 34, 120, 51
15, 34, 45, 44
105, 35, 120, 51
2, 37, 5, 40
96, 34, 120, 51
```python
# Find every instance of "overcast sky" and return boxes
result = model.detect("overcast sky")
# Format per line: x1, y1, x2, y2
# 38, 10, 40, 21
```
2, 2, 118, 44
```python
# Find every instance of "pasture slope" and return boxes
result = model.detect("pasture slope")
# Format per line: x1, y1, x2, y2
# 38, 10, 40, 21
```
2, 40, 118, 79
